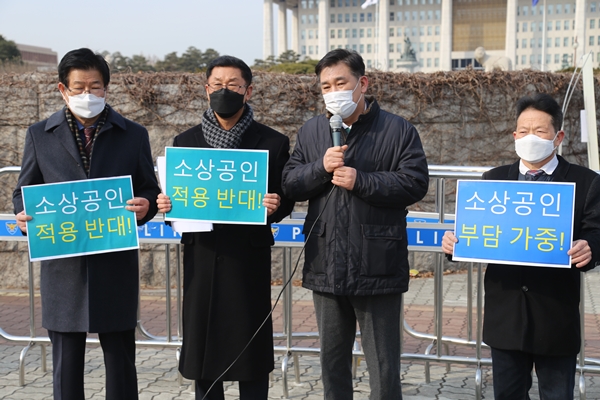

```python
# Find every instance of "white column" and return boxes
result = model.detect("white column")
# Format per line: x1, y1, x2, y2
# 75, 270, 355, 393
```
505, 0, 517, 68
440, 0, 452, 71
377, 0, 389, 71
291, 4, 300, 55
574, 0, 586, 65
278, 1, 288, 56
318, 0, 329, 58
263, 0, 274, 59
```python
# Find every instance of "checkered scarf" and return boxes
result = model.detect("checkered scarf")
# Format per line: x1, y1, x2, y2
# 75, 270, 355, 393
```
201, 104, 254, 149
65, 106, 108, 175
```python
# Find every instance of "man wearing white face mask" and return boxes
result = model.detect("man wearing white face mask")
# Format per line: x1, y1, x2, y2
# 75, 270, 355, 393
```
282, 49, 429, 399
442, 93, 600, 400
13, 48, 160, 400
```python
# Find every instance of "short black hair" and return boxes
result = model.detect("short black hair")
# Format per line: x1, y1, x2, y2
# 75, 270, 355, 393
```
516, 93, 563, 132
206, 56, 252, 85
58, 48, 110, 87
315, 49, 365, 80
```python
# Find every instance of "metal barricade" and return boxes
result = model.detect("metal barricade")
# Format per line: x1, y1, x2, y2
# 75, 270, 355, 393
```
2, 165, 600, 399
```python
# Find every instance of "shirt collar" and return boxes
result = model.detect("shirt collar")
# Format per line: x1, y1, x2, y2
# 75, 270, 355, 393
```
519, 154, 559, 175
75, 120, 97, 131
342, 99, 369, 131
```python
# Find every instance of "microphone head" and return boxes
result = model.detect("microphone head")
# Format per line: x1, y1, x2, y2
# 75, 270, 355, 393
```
329, 115, 343, 130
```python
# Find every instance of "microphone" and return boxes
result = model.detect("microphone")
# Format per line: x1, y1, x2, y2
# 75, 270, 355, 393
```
330, 115, 343, 147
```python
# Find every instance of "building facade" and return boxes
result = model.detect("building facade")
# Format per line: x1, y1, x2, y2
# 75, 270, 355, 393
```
16, 44, 58, 69
263, 0, 600, 72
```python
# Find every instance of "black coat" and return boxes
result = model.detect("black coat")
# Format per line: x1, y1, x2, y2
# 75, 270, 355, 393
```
482, 156, 600, 356
282, 99, 429, 295
175, 120, 294, 381
12, 106, 160, 333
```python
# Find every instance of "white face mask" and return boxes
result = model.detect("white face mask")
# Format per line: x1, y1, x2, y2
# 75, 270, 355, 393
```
323, 80, 363, 119
514, 132, 559, 164
65, 93, 105, 119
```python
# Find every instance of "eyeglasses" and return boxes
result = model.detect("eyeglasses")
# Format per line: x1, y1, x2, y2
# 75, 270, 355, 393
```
206, 83, 248, 93
66, 86, 106, 96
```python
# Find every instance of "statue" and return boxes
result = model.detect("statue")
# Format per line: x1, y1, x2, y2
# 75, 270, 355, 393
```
473, 47, 513, 72
400, 37, 417, 62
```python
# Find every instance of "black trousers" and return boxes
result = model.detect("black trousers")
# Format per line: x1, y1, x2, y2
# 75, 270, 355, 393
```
491, 347, 576, 400
195, 376, 269, 400
48, 329, 138, 400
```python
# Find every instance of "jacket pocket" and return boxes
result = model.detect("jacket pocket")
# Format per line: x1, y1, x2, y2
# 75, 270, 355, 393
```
303, 219, 327, 275
360, 224, 406, 277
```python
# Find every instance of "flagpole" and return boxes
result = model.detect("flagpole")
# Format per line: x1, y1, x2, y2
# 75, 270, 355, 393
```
541, 0, 547, 71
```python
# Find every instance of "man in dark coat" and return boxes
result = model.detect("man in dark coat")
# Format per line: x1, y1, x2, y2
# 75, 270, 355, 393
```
442, 93, 600, 400
13, 48, 160, 400
156, 55, 294, 400
282, 49, 429, 399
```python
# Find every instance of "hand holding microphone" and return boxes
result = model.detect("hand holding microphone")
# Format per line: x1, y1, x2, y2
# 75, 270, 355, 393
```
323, 115, 348, 173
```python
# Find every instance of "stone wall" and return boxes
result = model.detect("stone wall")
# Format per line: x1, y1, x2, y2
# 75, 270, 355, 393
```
0, 70, 598, 288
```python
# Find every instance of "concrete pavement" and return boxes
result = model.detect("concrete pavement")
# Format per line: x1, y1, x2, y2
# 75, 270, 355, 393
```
2, 269, 600, 399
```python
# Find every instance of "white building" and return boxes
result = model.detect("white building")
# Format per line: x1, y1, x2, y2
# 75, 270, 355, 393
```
263, 0, 600, 72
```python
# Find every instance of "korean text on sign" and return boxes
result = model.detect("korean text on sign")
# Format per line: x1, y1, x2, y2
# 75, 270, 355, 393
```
165, 147, 269, 225
22, 176, 138, 262
452, 180, 575, 268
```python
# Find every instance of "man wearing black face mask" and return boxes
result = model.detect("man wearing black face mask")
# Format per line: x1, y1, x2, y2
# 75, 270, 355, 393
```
156, 56, 294, 400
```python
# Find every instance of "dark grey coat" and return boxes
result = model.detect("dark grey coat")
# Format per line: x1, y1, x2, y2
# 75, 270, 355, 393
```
282, 99, 429, 296
13, 106, 160, 333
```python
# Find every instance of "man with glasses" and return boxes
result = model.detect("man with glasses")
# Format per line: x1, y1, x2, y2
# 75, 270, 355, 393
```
282, 49, 429, 399
13, 48, 160, 399
156, 55, 294, 399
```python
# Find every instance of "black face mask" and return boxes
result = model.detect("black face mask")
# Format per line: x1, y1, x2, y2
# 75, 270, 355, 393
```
209, 89, 245, 119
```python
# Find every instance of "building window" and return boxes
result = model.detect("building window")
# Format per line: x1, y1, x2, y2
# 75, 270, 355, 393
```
309, 15, 314, 24
367, 59, 372, 68
346, 0, 350, 6
564, 20, 569, 30
548, 5, 553, 14
564, 37, 569, 46
353, 13, 357, 22
331, 45, 336, 51
419, 26, 424, 36
530, 38, 535, 48
516, 39, 519, 49
338, 13, 343, 22
330, 0, 334, 6
301, 30, 306, 40
308, 0, 314, 7
367, 28, 372, 37
367, 44, 372, 53
309, 46, 314, 55
330, 29, 336, 38
435, 42, 439, 51
530, 54, 535, 64
420, 11, 425, 20
397, 27, 403, 36
352, 44, 357, 51
516, 23, 519, 32
427, 26, 432, 35
331, 14, 335, 23
397, 43, 402, 52
360, 28, 364, 37
435, 26, 440, 35
547, 38, 552, 47
345, 13, 350, 22
435, 58, 439, 67
592, 2, 597, 12
591, 36, 595, 46
523, 6, 528, 16
538, 38, 542, 48
556, 4, 562, 14
303, 1, 309, 8
309, 30, 314, 39
367, 13, 372, 22
555, 37, 560, 47
523, 22, 528, 32
360, 44, 364, 53
353, 0, 358, 5
389, 59, 394, 68
389, 12, 394, 21
435, 10, 440, 20
360, 13, 364, 22
522, 39, 527, 49
345, 29, 349, 38
592, 19, 596, 29
556, 20, 561, 30
412, 27, 417, 36
555, 54, 560, 64
353, 29, 357, 38
389, 43, 394, 52
389, 27, 394, 37
338, 0, 343, 6
427, 58, 431, 67
301, 15, 306, 24
412, 11, 417, 20
419, 43, 424, 52
302, 46, 306, 55
427, 10, 433, 20
427, 42, 432, 51
565, 4, 571, 13
522, 55, 526, 65
547, 21, 552, 31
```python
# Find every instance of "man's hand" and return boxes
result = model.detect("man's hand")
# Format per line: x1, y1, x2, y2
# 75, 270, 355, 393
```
332, 166, 357, 190
441, 231, 457, 255
16, 210, 32, 234
263, 193, 281, 217
126, 197, 150, 221
156, 193, 172, 214
323, 145, 348, 173
569, 239, 592, 268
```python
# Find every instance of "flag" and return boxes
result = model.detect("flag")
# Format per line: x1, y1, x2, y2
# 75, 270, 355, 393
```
532, 0, 539, 6
361, 0, 378, 9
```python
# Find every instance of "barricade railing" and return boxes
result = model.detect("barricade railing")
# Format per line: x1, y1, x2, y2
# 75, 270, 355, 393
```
1, 165, 599, 399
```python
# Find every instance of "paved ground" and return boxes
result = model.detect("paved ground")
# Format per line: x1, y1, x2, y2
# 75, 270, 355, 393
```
2, 268, 600, 399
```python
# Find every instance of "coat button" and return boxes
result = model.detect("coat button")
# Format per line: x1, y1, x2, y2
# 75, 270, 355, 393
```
335, 284, 341, 289
521, 286, 528, 292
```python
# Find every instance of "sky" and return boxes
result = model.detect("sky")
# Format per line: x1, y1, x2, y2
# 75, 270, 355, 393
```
0, 0, 279, 66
